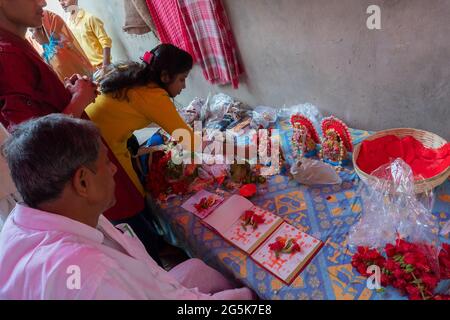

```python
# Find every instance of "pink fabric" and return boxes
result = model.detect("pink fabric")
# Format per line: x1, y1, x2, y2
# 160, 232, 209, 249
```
145, 0, 194, 56
169, 258, 254, 299
178, 0, 243, 88
0, 204, 254, 300
170, 258, 236, 293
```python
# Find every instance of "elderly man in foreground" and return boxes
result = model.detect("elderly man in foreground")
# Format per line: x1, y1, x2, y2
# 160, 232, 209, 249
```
0, 114, 254, 300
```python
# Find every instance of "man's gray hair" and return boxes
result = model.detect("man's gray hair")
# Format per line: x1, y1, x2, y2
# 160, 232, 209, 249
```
1, 114, 101, 208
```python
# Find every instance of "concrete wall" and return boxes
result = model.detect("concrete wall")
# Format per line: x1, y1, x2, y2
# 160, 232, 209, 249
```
47, 0, 450, 139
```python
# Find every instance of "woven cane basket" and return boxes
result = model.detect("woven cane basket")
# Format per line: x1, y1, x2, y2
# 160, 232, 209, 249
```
352, 128, 449, 194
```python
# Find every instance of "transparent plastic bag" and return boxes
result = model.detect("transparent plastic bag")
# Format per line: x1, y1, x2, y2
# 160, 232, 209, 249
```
348, 158, 441, 274
441, 221, 450, 236
250, 106, 278, 129
290, 158, 342, 185
278, 103, 323, 133
206, 93, 234, 123
200, 164, 229, 183
181, 97, 207, 128
203, 93, 249, 130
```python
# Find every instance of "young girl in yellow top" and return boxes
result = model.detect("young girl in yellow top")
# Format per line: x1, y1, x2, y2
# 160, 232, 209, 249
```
85, 44, 195, 195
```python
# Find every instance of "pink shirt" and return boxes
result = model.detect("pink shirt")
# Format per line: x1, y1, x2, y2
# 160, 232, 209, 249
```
0, 204, 243, 300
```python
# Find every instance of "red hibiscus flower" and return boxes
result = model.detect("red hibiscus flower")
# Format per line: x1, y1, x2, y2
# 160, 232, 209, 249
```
269, 237, 301, 258
241, 210, 265, 230
385, 243, 397, 258
194, 196, 217, 212
239, 184, 257, 198
269, 237, 285, 252
422, 274, 439, 289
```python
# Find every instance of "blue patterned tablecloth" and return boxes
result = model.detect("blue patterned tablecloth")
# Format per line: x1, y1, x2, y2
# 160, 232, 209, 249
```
150, 120, 450, 300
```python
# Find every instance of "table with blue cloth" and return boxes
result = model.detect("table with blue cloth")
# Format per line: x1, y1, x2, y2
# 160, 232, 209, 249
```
149, 119, 450, 300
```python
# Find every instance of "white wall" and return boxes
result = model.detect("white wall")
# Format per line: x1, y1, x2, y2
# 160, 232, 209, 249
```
45, 0, 159, 63
45, 0, 450, 139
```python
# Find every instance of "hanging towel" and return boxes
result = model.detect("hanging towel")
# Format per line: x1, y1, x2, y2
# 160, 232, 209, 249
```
178, 0, 243, 88
145, 0, 194, 56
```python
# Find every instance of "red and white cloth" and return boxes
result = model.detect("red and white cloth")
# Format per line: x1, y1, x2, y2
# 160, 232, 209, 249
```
146, 0, 243, 88
145, 0, 194, 56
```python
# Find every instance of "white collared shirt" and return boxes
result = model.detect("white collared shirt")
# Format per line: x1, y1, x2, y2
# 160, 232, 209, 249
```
0, 204, 222, 300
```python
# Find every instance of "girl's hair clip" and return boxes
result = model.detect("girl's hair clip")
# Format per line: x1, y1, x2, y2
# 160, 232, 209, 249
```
141, 51, 154, 64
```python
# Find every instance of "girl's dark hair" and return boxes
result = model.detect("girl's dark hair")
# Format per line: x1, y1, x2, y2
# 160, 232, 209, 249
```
100, 44, 193, 100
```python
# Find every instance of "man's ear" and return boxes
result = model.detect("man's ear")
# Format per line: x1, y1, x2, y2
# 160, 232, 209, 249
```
160, 70, 171, 84
72, 167, 89, 198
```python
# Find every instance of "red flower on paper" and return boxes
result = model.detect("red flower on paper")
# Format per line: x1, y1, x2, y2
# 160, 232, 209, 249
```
239, 184, 257, 198
241, 210, 266, 231
269, 236, 286, 252
194, 196, 218, 212
269, 236, 301, 258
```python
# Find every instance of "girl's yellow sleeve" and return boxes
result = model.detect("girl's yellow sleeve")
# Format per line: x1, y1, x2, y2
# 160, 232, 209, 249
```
136, 89, 200, 151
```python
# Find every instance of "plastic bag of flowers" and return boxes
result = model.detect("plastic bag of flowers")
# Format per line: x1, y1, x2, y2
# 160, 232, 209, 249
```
348, 158, 450, 300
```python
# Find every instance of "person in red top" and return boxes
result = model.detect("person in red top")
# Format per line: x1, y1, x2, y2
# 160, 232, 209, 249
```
0, 0, 95, 130
0, 0, 158, 261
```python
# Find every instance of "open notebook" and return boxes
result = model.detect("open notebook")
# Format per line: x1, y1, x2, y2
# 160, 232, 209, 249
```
182, 192, 323, 285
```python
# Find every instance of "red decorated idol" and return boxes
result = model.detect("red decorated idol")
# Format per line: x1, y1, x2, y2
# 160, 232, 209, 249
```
290, 114, 320, 159
320, 116, 353, 170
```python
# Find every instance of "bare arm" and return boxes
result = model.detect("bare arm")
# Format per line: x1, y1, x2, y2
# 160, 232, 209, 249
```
102, 47, 111, 68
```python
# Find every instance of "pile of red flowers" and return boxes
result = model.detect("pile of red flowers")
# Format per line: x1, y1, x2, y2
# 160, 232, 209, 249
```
146, 150, 197, 201
241, 210, 265, 231
352, 240, 450, 300
269, 236, 301, 259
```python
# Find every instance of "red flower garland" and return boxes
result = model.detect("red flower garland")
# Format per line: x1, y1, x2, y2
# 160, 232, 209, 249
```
146, 150, 199, 200
351, 239, 450, 300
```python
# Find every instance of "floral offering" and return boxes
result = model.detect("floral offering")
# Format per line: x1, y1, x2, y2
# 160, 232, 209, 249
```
269, 236, 302, 259
241, 210, 266, 231
351, 239, 450, 300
